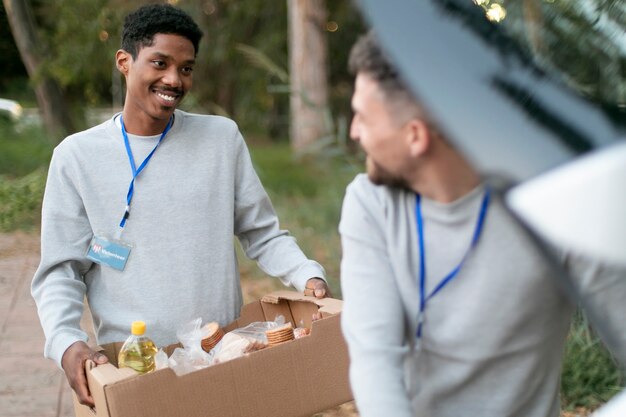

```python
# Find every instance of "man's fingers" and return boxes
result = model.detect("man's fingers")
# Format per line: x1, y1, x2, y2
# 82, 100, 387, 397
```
305, 278, 332, 299
61, 341, 102, 407
73, 368, 95, 407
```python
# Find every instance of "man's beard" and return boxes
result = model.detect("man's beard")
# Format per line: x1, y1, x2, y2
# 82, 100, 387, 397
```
366, 157, 410, 189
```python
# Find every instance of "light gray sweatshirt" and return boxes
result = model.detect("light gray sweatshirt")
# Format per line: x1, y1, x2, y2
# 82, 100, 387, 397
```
32, 110, 325, 367
339, 174, 575, 417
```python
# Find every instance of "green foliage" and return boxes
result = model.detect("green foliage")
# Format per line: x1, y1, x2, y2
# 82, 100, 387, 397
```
498, 0, 626, 123
0, 168, 47, 232
561, 310, 624, 410
37, 0, 123, 107
236, 44, 289, 83
0, 119, 53, 232
2, 0, 364, 140
239, 140, 361, 297
0, 120, 54, 177
175, 0, 291, 136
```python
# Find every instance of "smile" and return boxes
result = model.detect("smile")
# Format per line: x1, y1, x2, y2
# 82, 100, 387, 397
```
152, 88, 182, 104
156, 92, 177, 102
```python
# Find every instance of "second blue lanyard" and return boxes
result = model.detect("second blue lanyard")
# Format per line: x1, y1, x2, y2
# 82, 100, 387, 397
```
415, 189, 490, 338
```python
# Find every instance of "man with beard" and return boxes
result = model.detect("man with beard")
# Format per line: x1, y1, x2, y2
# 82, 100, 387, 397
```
338, 32, 600, 417
32, 4, 329, 407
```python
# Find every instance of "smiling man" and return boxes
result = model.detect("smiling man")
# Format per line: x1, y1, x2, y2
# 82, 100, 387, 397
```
32, 4, 329, 407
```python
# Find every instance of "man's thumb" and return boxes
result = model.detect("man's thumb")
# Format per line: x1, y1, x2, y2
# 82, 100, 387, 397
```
92, 352, 109, 364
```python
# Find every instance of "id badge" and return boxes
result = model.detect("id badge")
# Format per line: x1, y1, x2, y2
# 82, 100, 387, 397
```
87, 234, 132, 271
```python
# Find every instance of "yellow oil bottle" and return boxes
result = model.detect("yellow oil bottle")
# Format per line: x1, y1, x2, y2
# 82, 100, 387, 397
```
118, 321, 158, 374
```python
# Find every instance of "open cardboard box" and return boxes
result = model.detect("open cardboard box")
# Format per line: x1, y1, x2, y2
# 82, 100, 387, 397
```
73, 291, 352, 417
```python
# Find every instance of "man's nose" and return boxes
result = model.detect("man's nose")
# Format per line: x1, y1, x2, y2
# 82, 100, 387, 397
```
349, 117, 359, 142
162, 68, 182, 87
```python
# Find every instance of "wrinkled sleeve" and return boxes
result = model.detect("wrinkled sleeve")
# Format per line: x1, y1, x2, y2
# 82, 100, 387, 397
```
232, 131, 325, 291
339, 177, 413, 417
31, 148, 93, 368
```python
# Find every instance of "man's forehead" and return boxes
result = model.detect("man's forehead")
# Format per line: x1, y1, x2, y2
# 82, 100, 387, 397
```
354, 73, 386, 106
136, 34, 196, 60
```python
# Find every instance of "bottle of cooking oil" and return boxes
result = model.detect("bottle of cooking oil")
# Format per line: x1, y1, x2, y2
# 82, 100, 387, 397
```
118, 321, 158, 374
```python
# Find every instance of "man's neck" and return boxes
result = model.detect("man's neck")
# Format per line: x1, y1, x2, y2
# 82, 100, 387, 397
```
408, 150, 481, 204
121, 109, 172, 136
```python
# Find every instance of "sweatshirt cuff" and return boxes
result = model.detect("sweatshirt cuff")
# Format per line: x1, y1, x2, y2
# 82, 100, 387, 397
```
290, 261, 327, 292
45, 330, 90, 369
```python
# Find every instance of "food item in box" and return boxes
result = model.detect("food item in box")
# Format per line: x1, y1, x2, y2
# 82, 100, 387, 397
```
213, 332, 251, 363
294, 326, 311, 339
265, 322, 295, 346
201, 322, 225, 352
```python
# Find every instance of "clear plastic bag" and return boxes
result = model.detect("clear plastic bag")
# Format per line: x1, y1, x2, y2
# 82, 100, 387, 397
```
211, 316, 288, 364
154, 348, 169, 370
168, 318, 214, 376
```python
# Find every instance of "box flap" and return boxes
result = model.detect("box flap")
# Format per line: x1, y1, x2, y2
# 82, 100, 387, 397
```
261, 290, 343, 316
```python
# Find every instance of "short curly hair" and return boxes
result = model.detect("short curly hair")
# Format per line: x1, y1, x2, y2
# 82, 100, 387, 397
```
121, 4, 203, 59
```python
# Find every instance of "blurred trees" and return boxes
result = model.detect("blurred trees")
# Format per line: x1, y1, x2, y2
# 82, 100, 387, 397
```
288, 0, 329, 151
3, 0, 75, 138
489, 0, 626, 125
0, 0, 364, 144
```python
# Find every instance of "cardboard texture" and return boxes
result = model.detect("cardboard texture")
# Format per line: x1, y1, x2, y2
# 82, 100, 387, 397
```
73, 291, 351, 417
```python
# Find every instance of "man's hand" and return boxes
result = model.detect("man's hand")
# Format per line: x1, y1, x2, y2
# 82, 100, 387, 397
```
61, 341, 109, 407
304, 277, 332, 299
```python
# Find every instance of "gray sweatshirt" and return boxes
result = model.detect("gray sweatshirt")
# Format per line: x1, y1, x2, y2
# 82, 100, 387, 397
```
32, 110, 325, 367
339, 174, 575, 417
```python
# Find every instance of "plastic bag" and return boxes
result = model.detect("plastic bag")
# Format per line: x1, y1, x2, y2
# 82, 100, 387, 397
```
154, 349, 169, 370
211, 316, 289, 364
168, 318, 213, 376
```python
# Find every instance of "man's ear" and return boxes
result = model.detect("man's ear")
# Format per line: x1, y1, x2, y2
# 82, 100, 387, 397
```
407, 119, 430, 157
115, 50, 131, 75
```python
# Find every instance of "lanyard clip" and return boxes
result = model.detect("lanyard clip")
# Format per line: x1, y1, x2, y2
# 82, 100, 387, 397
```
416, 311, 425, 339
119, 205, 131, 228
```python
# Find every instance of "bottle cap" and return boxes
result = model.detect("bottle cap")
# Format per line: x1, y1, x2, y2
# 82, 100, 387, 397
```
131, 321, 146, 335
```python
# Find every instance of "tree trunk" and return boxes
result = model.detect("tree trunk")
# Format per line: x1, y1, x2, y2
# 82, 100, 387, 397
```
3, 0, 75, 140
288, 0, 329, 151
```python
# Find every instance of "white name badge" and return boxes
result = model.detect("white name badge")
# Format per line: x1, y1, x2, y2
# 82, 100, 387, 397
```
87, 234, 132, 271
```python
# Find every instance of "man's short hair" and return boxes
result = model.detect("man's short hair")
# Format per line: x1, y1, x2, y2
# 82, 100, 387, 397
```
121, 4, 204, 59
349, 31, 422, 124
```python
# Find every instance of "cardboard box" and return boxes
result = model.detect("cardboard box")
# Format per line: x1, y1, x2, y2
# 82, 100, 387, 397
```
73, 291, 352, 417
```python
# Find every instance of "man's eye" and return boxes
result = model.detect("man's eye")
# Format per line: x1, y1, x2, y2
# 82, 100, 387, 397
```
152, 60, 165, 67
182, 67, 194, 74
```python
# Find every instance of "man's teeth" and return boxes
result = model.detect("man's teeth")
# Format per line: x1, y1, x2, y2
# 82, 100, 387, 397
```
156, 92, 176, 102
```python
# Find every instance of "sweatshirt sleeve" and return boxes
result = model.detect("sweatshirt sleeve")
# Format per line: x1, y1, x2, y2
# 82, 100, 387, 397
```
232, 131, 325, 291
31, 146, 93, 368
339, 176, 414, 417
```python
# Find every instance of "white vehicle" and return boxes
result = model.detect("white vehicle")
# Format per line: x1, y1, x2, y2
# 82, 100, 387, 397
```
0, 98, 23, 121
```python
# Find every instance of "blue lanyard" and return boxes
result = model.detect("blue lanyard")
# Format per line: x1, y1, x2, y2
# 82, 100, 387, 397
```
415, 189, 490, 339
118, 115, 173, 228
